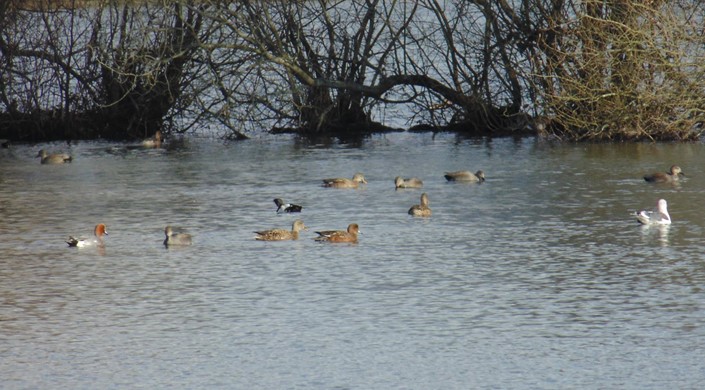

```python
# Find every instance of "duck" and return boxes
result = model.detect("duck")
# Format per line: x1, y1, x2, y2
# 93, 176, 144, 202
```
273, 198, 303, 213
322, 173, 367, 188
255, 219, 307, 241
314, 223, 360, 243
444, 170, 485, 182
635, 199, 671, 225
142, 131, 162, 148
164, 226, 192, 246
394, 176, 423, 189
408, 193, 432, 217
643, 165, 684, 183
36, 149, 72, 164
67, 223, 108, 247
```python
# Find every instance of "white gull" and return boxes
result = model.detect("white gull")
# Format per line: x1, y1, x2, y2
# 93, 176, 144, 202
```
635, 199, 671, 225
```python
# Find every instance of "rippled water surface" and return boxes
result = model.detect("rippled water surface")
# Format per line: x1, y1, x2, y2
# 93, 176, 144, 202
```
2, 133, 705, 389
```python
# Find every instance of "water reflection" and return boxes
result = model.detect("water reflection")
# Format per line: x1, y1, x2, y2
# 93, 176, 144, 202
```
640, 224, 671, 247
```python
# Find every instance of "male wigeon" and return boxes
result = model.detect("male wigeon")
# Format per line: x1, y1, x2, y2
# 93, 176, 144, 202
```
255, 219, 307, 241
36, 149, 72, 164
164, 226, 192, 246
273, 198, 303, 213
408, 193, 432, 217
314, 223, 360, 243
643, 165, 684, 183
444, 170, 485, 182
635, 199, 671, 225
394, 176, 423, 189
67, 223, 108, 247
142, 131, 162, 148
322, 173, 367, 188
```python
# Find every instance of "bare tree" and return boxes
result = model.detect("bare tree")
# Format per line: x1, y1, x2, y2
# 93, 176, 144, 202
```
3, 0, 705, 142
0, 0, 206, 140
94, 0, 204, 138
391, 0, 535, 133
0, 0, 101, 139
189, 0, 409, 135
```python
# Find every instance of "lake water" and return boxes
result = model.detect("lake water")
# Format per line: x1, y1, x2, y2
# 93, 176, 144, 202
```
1, 133, 705, 389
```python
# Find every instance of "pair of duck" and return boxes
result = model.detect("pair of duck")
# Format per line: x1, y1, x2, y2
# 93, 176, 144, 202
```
36, 132, 163, 165
394, 170, 486, 189
67, 224, 192, 247
254, 220, 360, 243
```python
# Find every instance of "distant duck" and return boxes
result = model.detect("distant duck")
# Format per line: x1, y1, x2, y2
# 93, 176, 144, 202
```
164, 226, 192, 246
142, 131, 162, 148
255, 219, 307, 241
643, 165, 684, 183
322, 173, 367, 188
36, 149, 72, 164
314, 223, 360, 243
67, 223, 108, 247
408, 192, 432, 217
444, 170, 485, 182
635, 199, 671, 225
273, 198, 303, 213
394, 176, 423, 189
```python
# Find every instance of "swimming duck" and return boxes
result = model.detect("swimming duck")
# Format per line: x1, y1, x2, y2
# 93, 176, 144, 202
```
643, 165, 684, 183
322, 173, 367, 188
408, 193, 432, 217
273, 198, 303, 213
635, 199, 671, 225
142, 131, 162, 148
255, 219, 307, 241
444, 170, 485, 182
394, 176, 423, 189
314, 223, 359, 243
37, 149, 72, 164
67, 223, 108, 247
164, 226, 192, 246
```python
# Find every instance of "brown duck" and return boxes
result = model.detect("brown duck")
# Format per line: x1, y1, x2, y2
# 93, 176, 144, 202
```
643, 165, 684, 183
408, 193, 432, 217
444, 170, 485, 182
314, 223, 360, 243
322, 173, 367, 188
395, 176, 423, 189
255, 219, 307, 241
